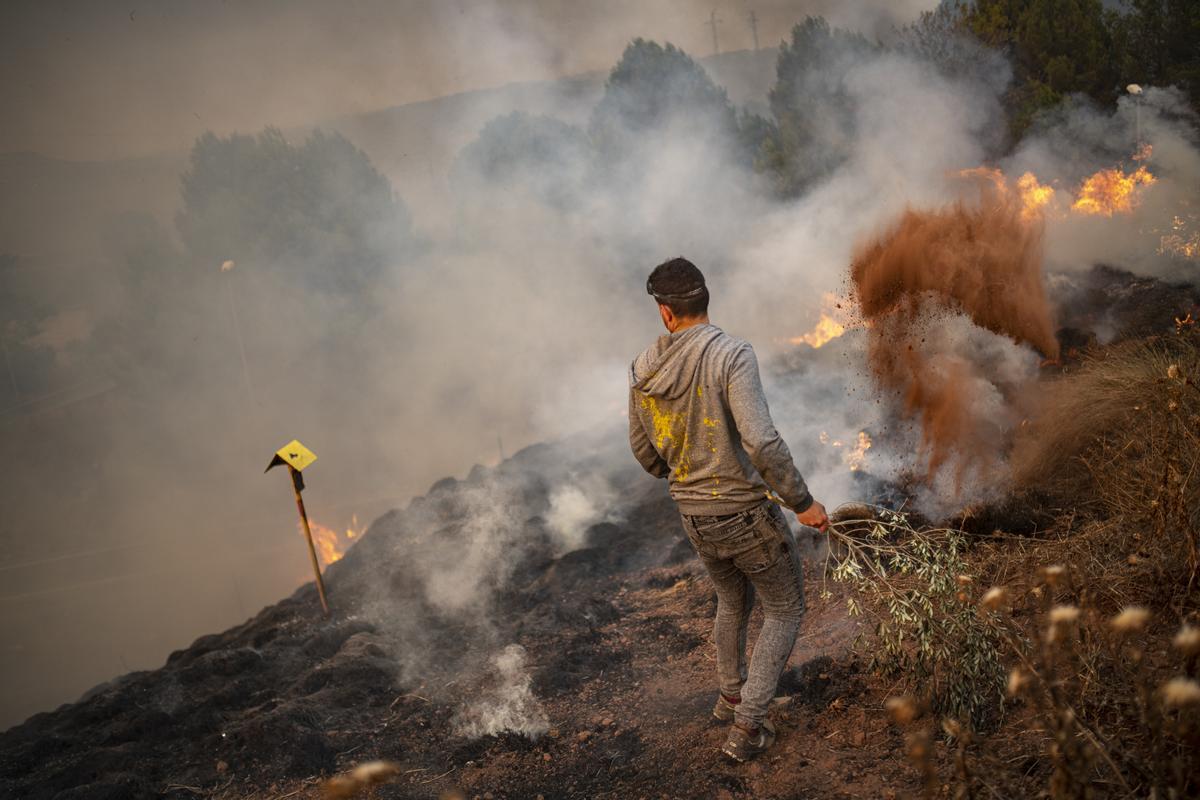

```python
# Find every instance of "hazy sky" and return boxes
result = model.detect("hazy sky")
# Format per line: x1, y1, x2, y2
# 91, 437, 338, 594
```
3, 0, 934, 161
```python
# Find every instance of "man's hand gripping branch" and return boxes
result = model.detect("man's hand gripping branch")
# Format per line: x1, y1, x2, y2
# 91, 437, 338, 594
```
797, 500, 830, 533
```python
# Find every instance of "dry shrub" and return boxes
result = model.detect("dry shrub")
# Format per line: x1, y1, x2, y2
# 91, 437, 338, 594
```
1011, 328, 1200, 607
898, 328, 1200, 798
887, 578, 1200, 799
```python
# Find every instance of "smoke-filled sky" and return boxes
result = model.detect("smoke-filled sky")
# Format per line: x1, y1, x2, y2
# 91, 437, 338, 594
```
3, 0, 1198, 736
3, 0, 932, 160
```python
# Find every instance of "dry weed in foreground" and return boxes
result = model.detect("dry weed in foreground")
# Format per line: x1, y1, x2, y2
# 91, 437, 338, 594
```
868, 325, 1200, 797
320, 761, 401, 799
886, 565, 1199, 799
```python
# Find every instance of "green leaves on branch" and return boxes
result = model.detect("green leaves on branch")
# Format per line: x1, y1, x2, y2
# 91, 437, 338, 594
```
824, 508, 1005, 730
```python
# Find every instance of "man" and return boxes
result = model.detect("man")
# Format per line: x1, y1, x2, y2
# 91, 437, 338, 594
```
628, 257, 829, 762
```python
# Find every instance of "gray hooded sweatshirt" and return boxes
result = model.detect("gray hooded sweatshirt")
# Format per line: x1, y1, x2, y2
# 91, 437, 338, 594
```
628, 323, 813, 516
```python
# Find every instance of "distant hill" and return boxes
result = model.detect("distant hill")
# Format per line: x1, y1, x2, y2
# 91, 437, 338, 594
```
0, 48, 778, 258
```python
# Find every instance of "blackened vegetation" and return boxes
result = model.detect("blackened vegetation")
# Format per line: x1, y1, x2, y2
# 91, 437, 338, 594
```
5, 284, 1195, 798
0, 432, 691, 799
0, 600, 387, 797
1054, 265, 1200, 348
0, 418, 909, 798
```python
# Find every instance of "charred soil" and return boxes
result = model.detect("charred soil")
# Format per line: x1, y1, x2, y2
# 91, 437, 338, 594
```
0, 460, 919, 800
4, 266, 1199, 800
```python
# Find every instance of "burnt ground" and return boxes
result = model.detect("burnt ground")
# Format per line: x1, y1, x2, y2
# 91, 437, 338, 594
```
6, 264, 1193, 800
0, 435, 920, 800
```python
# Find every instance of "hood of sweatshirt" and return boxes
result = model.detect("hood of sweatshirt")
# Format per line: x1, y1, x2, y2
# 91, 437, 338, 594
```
630, 323, 725, 402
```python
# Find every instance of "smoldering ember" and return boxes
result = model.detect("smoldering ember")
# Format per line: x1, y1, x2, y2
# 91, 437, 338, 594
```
2, 2, 1199, 799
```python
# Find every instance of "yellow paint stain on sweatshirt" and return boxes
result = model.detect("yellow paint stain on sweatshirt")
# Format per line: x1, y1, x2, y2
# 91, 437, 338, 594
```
703, 416, 721, 496
676, 428, 692, 481
641, 396, 680, 449
640, 395, 694, 481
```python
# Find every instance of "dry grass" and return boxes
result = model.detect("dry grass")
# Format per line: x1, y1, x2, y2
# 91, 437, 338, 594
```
887, 584, 1200, 799
1010, 327, 1200, 609
874, 327, 1200, 798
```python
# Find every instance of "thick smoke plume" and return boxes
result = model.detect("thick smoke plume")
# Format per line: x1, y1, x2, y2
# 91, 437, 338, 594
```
851, 173, 1057, 490
4, 0, 1199, 733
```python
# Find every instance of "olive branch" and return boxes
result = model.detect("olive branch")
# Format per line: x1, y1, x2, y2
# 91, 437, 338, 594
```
822, 504, 1005, 728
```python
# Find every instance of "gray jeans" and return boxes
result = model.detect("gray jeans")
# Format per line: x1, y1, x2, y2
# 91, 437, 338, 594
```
680, 501, 805, 729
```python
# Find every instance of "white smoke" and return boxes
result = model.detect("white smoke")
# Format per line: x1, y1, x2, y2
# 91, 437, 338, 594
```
546, 481, 613, 551
9, 0, 1200, 731
356, 460, 620, 738
452, 644, 549, 739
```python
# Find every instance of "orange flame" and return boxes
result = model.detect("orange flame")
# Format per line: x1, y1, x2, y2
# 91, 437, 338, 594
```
302, 514, 363, 567
845, 431, 872, 472
956, 151, 1158, 221
956, 167, 1054, 222
819, 430, 873, 472
1159, 214, 1200, 260
1016, 172, 1055, 220
1071, 164, 1156, 217
790, 314, 846, 348
789, 293, 850, 348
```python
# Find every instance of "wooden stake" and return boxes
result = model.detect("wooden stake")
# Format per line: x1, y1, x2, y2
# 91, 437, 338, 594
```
290, 464, 330, 616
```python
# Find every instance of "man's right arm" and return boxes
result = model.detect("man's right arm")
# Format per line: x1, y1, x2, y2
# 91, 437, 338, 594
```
629, 389, 670, 478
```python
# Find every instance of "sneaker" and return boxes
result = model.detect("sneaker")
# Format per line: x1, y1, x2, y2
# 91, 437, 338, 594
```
721, 719, 776, 762
712, 694, 740, 723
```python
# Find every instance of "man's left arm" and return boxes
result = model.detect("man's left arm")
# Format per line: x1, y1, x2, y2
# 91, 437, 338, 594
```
726, 345, 813, 512
629, 388, 670, 478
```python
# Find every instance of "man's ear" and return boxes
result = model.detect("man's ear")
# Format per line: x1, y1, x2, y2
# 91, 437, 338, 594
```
658, 303, 675, 331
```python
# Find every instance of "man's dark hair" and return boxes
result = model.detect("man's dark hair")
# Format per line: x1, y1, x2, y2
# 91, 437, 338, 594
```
647, 257, 709, 318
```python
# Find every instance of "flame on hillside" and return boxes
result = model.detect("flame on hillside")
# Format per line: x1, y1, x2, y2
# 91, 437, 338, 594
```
1016, 172, 1055, 219
790, 292, 853, 348
792, 314, 845, 348
1071, 164, 1156, 216
819, 430, 873, 472
791, 150, 1166, 357
956, 148, 1157, 221
302, 514, 364, 567
1158, 214, 1200, 260
955, 168, 1056, 221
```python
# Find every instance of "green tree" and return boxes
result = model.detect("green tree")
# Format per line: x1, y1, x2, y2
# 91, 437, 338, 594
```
588, 39, 744, 163
89, 212, 198, 385
176, 128, 410, 294
960, 0, 1119, 136
1110, 0, 1200, 110
1016, 0, 1114, 93
760, 17, 875, 197
898, 2, 1010, 91
451, 112, 591, 209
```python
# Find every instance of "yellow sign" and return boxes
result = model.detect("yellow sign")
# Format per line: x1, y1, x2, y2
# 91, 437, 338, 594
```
266, 439, 317, 473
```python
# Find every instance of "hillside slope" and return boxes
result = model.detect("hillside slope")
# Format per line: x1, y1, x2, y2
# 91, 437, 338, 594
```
0, 430, 914, 800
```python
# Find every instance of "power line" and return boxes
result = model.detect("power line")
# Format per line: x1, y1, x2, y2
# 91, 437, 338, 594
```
706, 9, 722, 56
